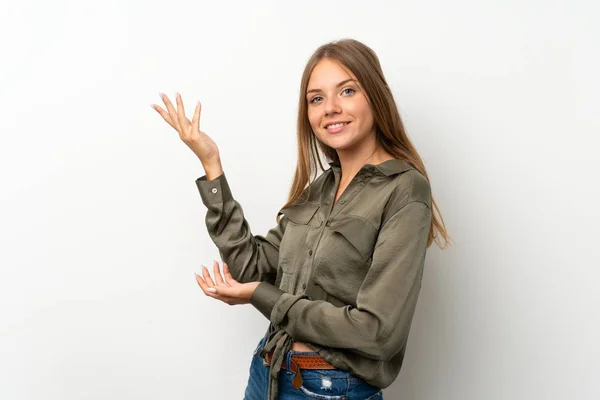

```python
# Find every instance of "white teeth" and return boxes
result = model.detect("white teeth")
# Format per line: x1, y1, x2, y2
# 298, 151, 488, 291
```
326, 122, 347, 129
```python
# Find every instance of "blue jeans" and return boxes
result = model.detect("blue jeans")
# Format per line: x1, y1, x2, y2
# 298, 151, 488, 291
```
243, 334, 383, 399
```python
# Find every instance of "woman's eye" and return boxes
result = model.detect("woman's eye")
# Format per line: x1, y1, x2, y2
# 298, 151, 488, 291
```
309, 88, 354, 104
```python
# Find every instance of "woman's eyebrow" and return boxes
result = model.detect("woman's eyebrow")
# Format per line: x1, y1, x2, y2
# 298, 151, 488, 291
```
306, 78, 356, 95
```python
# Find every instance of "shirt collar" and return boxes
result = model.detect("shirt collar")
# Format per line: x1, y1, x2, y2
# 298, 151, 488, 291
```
327, 158, 414, 177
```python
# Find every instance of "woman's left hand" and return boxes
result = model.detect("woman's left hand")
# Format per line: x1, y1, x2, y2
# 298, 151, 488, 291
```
194, 260, 260, 305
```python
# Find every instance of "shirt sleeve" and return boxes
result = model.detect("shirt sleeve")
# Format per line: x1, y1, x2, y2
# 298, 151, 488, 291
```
195, 172, 287, 284
250, 200, 432, 361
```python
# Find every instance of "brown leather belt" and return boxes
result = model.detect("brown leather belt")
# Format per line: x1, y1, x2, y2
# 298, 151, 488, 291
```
263, 349, 338, 390
264, 350, 336, 370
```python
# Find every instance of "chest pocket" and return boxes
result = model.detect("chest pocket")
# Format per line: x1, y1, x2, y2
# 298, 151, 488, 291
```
327, 214, 378, 261
315, 214, 379, 304
278, 203, 320, 275
328, 215, 378, 261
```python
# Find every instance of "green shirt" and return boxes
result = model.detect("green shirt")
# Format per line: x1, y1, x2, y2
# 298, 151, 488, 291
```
195, 158, 432, 400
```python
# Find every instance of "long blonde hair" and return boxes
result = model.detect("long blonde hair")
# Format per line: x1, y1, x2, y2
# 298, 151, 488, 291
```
278, 38, 452, 249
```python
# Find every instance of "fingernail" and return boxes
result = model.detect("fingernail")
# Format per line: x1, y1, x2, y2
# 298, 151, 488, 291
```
207, 288, 216, 293
158, 92, 163, 99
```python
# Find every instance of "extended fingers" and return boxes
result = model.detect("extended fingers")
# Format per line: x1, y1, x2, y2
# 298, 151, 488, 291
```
159, 93, 182, 132
194, 273, 242, 305
194, 272, 219, 298
192, 101, 201, 134
223, 263, 238, 285
175, 92, 190, 132
202, 265, 216, 287
213, 260, 229, 286
151, 103, 177, 129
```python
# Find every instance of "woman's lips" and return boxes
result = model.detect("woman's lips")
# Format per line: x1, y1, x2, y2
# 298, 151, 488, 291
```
326, 122, 351, 134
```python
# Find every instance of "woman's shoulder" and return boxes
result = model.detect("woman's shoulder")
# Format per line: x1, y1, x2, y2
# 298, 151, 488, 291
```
388, 167, 431, 211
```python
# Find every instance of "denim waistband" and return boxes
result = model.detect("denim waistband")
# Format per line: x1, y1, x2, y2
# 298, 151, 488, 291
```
262, 323, 322, 357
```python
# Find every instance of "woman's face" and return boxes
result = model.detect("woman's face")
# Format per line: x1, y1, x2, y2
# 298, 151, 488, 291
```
306, 58, 376, 152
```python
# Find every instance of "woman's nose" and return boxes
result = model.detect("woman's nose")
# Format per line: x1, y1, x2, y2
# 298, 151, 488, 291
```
324, 96, 341, 115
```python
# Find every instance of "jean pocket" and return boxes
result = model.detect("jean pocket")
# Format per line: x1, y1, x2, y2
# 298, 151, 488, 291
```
296, 369, 348, 399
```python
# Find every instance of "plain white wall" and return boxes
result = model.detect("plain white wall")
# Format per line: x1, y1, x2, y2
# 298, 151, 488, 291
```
1, 0, 598, 398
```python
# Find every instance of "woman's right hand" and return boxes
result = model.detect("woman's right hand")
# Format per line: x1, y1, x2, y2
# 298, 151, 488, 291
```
152, 92, 221, 167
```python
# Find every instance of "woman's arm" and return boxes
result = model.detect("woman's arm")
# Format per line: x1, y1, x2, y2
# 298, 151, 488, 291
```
152, 94, 282, 284
196, 171, 287, 285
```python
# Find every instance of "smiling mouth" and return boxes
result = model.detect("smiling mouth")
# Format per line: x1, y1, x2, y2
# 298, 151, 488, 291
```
325, 122, 350, 129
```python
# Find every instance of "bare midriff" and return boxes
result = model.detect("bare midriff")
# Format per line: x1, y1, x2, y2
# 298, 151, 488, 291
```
291, 341, 316, 351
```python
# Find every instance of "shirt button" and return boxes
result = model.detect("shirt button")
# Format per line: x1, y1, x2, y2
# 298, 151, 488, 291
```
340, 199, 345, 204
211, 188, 218, 194
302, 283, 307, 289
308, 249, 313, 256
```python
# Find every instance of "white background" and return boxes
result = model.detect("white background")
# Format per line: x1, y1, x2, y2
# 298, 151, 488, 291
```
1, 0, 598, 399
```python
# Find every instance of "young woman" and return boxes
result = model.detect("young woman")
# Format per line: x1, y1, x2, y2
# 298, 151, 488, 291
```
153, 38, 451, 400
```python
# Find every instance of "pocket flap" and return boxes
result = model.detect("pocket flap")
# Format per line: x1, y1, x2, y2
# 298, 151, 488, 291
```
279, 203, 320, 225
328, 215, 377, 259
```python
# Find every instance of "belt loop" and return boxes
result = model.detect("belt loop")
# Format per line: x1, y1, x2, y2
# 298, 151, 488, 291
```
284, 348, 293, 372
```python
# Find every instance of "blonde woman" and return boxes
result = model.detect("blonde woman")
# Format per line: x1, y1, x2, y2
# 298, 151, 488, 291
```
153, 38, 451, 400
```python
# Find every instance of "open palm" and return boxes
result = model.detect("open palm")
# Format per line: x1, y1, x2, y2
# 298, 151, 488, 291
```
152, 92, 220, 165
194, 261, 260, 306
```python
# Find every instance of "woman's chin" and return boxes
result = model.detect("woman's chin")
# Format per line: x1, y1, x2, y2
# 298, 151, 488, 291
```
319, 135, 351, 150
326, 140, 356, 152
